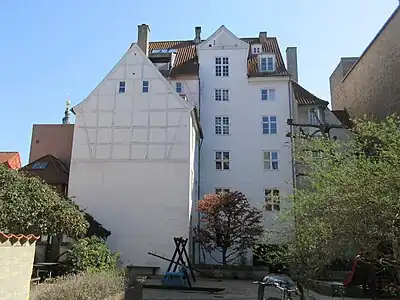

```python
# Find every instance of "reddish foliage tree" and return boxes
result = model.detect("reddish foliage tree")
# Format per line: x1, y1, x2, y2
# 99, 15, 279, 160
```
195, 191, 264, 265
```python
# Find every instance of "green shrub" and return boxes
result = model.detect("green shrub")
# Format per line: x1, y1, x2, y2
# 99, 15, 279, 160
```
66, 236, 119, 273
30, 271, 126, 300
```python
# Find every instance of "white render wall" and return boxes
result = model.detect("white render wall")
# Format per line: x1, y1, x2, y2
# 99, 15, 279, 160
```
68, 44, 196, 272
196, 27, 295, 264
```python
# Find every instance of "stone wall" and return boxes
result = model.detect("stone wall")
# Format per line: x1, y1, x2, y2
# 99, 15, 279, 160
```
0, 233, 39, 300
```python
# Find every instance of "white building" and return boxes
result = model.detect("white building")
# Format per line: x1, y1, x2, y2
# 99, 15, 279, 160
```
68, 24, 347, 271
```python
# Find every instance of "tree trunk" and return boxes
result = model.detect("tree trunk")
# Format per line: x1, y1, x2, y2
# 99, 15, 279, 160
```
222, 248, 227, 265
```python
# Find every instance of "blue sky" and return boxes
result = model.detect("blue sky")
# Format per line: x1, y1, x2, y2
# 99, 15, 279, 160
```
0, 0, 398, 164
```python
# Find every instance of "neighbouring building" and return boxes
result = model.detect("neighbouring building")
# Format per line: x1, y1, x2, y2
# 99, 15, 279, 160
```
330, 5, 400, 119
24, 106, 110, 263
0, 152, 21, 169
25, 24, 346, 270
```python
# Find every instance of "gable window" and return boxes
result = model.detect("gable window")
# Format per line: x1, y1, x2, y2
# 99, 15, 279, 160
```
215, 188, 230, 194
215, 89, 229, 101
261, 89, 275, 101
215, 116, 230, 135
32, 161, 48, 169
262, 116, 277, 134
176, 82, 183, 93
308, 108, 320, 125
215, 57, 229, 77
119, 81, 126, 93
142, 81, 149, 93
215, 151, 230, 170
253, 46, 261, 54
260, 56, 275, 72
263, 151, 279, 170
265, 189, 280, 211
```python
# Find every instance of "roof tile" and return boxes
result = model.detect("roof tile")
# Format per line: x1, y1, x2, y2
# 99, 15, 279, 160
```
291, 80, 328, 106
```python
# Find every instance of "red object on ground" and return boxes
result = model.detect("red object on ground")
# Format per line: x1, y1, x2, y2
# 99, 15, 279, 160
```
343, 255, 360, 286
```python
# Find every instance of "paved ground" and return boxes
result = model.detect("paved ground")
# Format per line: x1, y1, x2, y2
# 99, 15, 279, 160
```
143, 277, 258, 299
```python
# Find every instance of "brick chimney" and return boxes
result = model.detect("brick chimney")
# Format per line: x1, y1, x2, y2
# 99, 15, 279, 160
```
137, 24, 150, 56
259, 31, 267, 43
286, 47, 298, 82
194, 26, 202, 44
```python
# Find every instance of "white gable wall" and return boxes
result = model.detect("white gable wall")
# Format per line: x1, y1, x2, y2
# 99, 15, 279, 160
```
68, 44, 196, 272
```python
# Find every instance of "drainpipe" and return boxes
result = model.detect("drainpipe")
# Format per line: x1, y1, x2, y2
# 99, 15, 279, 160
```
288, 81, 296, 192
196, 73, 202, 265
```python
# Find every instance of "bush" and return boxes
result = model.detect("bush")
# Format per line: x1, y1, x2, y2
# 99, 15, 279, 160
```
30, 271, 126, 300
66, 236, 119, 273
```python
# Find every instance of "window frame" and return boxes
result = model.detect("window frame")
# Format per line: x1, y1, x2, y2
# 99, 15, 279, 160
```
263, 151, 279, 170
260, 55, 275, 72
215, 89, 229, 102
176, 82, 183, 93
215, 151, 230, 170
261, 88, 275, 101
215, 56, 229, 77
119, 81, 126, 93
308, 108, 320, 125
262, 116, 277, 134
142, 80, 149, 93
264, 189, 280, 211
214, 116, 231, 135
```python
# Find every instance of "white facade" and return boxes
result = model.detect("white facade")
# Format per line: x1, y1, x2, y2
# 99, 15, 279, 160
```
68, 44, 200, 272
196, 26, 295, 264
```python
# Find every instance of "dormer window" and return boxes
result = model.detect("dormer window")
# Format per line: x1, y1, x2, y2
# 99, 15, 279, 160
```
260, 55, 275, 72
252, 45, 262, 54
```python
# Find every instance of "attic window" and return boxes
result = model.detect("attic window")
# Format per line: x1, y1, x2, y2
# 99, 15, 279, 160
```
151, 49, 177, 54
32, 161, 48, 169
260, 55, 275, 72
119, 81, 126, 93
252, 45, 262, 54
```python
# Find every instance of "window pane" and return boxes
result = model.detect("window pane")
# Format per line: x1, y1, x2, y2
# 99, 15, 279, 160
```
215, 117, 221, 125
261, 89, 268, 100
215, 57, 221, 64
269, 89, 275, 100
263, 151, 270, 160
222, 57, 229, 64
222, 126, 229, 134
216, 161, 222, 169
216, 152, 221, 160
263, 125, 270, 134
215, 90, 221, 101
223, 161, 230, 169
222, 117, 229, 125
267, 57, 274, 70
272, 161, 279, 170
215, 126, 222, 134
262, 116, 269, 123
264, 162, 270, 170
273, 190, 280, 196
270, 116, 277, 122
270, 124, 277, 134
223, 152, 230, 159
271, 152, 278, 160
265, 190, 271, 196
222, 90, 229, 101
216, 66, 222, 76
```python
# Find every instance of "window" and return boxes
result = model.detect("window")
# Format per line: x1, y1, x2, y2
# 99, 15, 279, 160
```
215, 188, 230, 194
142, 81, 149, 93
215, 57, 229, 77
260, 56, 275, 72
176, 82, 183, 93
265, 189, 280, 211
261, 89, 275, 101
215, 89, 229, 101
262, 116, 277, 134
32, 161, 48, 169
253, 47, 261, 54
215, 151, 230, 170
308, 108, 320, 125
215, 116, 230, 135
119, 81, 126, 93
263, 151, 279, 170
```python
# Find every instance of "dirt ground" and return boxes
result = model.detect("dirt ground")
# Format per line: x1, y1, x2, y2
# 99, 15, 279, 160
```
143, 277, 258, 300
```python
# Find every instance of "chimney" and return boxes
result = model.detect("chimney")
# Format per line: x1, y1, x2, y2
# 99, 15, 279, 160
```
286, 47, 298, 82
194, 26, 202, 44
259, 31, 267, 43
137, 24, 150, 56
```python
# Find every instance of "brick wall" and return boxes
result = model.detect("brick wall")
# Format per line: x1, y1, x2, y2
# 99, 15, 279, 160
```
0, 235, 38, 300
330, 6, 400, 119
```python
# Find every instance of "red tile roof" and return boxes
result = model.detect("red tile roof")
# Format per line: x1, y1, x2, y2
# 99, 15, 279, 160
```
0, 152, 21, 169
138, 36, 289, 77
0, 232, 40, 244
291, 80, 329, 106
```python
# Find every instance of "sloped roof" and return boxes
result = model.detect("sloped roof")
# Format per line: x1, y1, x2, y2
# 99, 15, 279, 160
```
0, 152, 21, 169
140, 36, 289, 78
0, 232, 40, 244
332, 109, 353, 128
21, 154, 69, 185
291, 80, 329, 106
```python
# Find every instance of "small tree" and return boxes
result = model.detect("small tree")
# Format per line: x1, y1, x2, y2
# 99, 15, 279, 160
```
195, 191, 264, 265
0, 165, 88, 239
